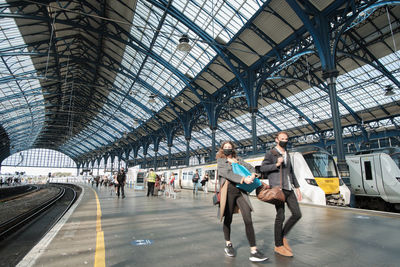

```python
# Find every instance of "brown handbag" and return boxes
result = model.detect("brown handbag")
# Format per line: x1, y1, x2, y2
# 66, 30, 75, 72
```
256, 164, 285, 204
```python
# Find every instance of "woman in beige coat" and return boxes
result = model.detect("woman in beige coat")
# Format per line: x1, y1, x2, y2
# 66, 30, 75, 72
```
217, 141, 268, 262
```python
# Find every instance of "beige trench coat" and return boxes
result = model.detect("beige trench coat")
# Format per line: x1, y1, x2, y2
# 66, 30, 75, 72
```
217, 157, 255, 221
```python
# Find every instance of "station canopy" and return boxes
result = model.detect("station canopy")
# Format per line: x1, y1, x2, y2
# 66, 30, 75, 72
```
0, 0, 399, 163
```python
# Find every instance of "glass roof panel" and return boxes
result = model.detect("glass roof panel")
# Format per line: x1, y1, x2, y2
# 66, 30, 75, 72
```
0, 11, 44, 152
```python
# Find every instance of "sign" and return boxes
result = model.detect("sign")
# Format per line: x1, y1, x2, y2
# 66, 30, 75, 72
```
131, 240, 153, 246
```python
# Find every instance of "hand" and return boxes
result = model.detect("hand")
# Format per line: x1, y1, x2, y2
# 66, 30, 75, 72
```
296, 188, 302, 201
227, 158, 238, 164
276, 156, 284, 167
244, 176, 254, 184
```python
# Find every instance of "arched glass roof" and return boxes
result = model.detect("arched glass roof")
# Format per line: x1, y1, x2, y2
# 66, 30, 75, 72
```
0, 0, 399, 165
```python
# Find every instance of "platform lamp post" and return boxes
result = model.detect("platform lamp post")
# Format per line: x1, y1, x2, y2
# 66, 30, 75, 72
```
167, 145, 172, 169
154, 150, 158, 170
185, 138, 190, 166
324, 70, 350, 182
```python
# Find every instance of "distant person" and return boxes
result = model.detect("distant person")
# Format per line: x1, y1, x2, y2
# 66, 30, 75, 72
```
192, 170, 200, 194
169, 172, 176, 189
116, 167, 126, 198
260, 131, 302, 257
147, 169, 157, 197
217, 141, 268, 262
201, 173, 209, 193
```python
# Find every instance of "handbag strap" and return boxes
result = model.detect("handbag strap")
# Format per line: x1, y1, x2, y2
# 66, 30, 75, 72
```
279, 164, 283, 188
214, 172, 219, 192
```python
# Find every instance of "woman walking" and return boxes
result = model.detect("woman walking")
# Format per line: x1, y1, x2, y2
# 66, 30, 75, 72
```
217, 141, 268, 262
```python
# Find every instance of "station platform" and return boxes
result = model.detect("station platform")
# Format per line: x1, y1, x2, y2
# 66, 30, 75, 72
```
19, 184, 400, 267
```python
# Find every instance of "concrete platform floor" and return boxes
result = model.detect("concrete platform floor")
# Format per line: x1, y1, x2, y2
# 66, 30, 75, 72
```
26, 184, 400, 267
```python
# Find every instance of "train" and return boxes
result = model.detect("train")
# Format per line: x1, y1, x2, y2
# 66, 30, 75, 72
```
346, 147, 400, 211
128, 146, 351, 206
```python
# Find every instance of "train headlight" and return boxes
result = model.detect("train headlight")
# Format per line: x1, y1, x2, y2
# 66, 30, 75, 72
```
396, 177, 400, 183
305, 178, 318, 186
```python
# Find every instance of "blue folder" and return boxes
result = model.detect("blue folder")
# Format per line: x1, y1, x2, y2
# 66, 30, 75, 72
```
232, 163, 262, 192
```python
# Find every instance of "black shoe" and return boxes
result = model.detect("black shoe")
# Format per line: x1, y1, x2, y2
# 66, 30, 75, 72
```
224, 243, 235, 257
249, 250, 268, 262
122, 195, 125, 199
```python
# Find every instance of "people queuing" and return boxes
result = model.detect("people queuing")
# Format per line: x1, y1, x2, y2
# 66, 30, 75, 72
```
216, 141, 268, 262
260, 131, 302, 257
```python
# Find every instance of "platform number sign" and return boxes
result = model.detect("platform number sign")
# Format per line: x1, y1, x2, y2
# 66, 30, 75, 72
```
132, 240, 153, 246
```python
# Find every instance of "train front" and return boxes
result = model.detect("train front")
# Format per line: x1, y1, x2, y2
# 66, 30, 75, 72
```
302, 151, 350, 206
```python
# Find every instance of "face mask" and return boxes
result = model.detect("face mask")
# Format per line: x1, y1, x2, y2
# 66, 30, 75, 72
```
278, 141, 288, 148
223, 149, 233, 156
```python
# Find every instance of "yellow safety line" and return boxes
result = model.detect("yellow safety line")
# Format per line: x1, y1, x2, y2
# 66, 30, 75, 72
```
93, 190, 105, 267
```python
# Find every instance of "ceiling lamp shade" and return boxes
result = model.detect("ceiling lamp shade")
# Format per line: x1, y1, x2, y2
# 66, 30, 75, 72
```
384, 85, 395, 96
177, 34, 191, 52
132, 119, 139, 127
298, 116, 304, 122
148, 94, 156, 104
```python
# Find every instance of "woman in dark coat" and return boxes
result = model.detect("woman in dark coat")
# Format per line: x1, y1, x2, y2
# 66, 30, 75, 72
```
217, 141, 268, 262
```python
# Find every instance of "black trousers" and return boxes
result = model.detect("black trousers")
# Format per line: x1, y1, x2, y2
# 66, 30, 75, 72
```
147, 182, 155, 196
274, 189, 302, 246
117, 183, 125, 197
223, 183, 256, 247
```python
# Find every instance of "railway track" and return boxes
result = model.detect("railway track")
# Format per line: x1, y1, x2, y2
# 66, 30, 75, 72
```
0, 184, 80, 266
0, 185, 39, 202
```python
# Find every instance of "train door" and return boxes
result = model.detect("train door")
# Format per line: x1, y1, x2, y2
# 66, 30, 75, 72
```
207, 169, 217, 192
360, 156, 380, 195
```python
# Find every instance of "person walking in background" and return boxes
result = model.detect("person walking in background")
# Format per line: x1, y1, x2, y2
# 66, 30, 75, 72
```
260, 131, 302, 257
217, 141, 268, 262
201, 173, 209, 193
169, 172, 176, 189
192, 170, 200, 194
146, 169, 157, 197
116, 167, 126, 199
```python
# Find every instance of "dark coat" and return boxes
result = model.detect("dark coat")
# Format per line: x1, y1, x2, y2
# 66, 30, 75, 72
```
217, 157, 255, 221
117, 171, 126, 183
260, 148, 300, 189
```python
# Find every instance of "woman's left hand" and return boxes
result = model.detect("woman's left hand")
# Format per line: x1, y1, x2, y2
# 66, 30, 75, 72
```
227, 157, 238, 164
244, 176, 254, 184
296, 188, 302, 201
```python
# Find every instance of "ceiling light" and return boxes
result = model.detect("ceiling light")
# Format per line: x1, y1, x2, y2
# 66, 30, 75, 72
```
148, 94, 156, 104
384, 85, 395, 96
132, 120, 139, 127
298, 116, 304, 122
177, 34, 191, 52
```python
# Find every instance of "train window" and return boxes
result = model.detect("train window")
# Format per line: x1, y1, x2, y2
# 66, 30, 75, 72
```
364, 161, 373, 181
183, 172, 187, 180
207, 170, 216, 180
303, 153, 338, 178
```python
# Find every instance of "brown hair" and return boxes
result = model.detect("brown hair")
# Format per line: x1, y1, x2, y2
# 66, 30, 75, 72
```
275, 131, 289, 139
216, 141, 237, 159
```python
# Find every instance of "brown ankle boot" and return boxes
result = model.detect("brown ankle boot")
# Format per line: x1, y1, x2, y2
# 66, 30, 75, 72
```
283, 237, 292, 253
274, 246, 293, 257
